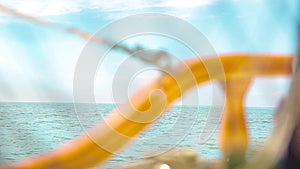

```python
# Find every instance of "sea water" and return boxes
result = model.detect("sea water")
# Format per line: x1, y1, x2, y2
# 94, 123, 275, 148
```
0, 102, 275, 168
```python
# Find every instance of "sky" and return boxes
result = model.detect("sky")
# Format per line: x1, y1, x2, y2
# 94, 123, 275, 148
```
0, 0, 299, 106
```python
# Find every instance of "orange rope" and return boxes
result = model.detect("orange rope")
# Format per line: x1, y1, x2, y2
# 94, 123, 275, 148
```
1, 54, 292, 169
219, 77, 252, 166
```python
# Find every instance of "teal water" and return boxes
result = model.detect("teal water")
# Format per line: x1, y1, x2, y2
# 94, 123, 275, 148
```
0, 103, 275, 168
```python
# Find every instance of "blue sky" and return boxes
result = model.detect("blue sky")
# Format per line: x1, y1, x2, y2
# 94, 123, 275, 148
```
0, 0, 299, 106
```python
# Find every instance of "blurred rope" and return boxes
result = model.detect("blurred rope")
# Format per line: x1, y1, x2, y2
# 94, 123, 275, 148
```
0, 3, 297, 169
0, 54, 292, 169
0, 4, 172, 70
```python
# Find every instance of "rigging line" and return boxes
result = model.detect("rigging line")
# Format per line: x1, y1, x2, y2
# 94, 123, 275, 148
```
0, 4, 172, 69
0, 4, 111, 45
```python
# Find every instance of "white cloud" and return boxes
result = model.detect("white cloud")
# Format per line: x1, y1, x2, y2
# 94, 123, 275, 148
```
0, 0, 215, 16
161, 0, 215, 8
0, 0, 82, 16
0, 16, 6, 23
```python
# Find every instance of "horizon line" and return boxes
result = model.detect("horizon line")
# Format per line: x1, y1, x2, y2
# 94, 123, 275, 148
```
0, 101, 277, 108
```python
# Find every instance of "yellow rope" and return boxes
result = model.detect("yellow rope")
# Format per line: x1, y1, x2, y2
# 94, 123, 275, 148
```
1, 53, 292, 169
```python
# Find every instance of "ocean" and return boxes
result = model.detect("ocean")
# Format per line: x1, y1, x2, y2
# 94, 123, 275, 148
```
0, 102, 275, 168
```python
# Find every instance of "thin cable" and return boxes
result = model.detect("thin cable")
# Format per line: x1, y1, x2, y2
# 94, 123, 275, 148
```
0, 4, 172, 69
